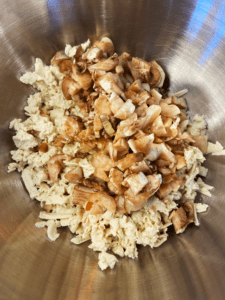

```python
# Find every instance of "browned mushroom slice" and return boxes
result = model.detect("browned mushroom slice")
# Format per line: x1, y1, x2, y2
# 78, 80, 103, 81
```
88, 55, 119, 72
135, 103, 148, 118
182, 202, 195, 223
169, 176, 183, 191
82, 47, 103, 61
115, 65, 124, 75
65, 166, 83, 184
108, 168, 125, 195
143, 174, 161, 197
127, 61, 140, 81
157, 182, 173, 199
132, 91, 150, 106
98, 72, 125, 98
119, 52, 132, 61
149, 61, 165, 88
191, 135, 208, 154
132, 57, 151, 82
169, 207, 188, 234
180, 111, 188, 122
91, 152, 115, 171
80, 141, 96, 152
88, 191, 116, 213
128, 135, 153, 155
128, 79, 143, 93
73, 185, 96, 205
171, 96, 187, 109
125, 90, 137, 101
114, 100, 135, 120
117, 153, 144, 171
71, 66, 93, 91
160, 97, 172, 105
152, 143, 176, 163
155, 159, 170, 167
89, 203, 107, 215
137, 105, 162, 130
48, 154, 71, 182
93, 37, 114, 57
62, 77, 82, 100
175, 154, 186, 170
122, 172, 148, 195
94, 115, 103, 138
162, 174, 177, 184
51, 50, 69, 66
100, 116, 115, 136
63, 116, 83, 136
115, 196, 127, 214
94, 168, 109, 182
124, 192, 149, 213
95, 95, 112, 116
109, 93, 124, 115
151, 116, 167, 137
82, 178, 104, 191
130, 161, 152, 175
160, 103, 180, 118
76, 127, 95, 142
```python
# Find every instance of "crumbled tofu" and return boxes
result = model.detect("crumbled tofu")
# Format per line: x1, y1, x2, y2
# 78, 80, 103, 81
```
98, 252, 119, 270
187, 115, 207, 136
207, 141, 225, 155
197, 178, 214, 197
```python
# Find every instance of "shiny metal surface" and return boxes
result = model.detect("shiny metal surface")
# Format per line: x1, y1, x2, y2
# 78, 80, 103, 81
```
1, 0, 225, 299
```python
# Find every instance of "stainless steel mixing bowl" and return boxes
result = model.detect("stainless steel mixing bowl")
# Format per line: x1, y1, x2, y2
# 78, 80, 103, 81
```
1, 0, 225, 299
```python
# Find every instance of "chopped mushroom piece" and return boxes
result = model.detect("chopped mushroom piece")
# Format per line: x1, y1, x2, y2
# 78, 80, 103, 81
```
108, 168, 125, 195
117, 153, 144, 171
160, 103, 180, 118
93, 37, 114, 57
130, 160, 152, 174
109, 93, 124, 114
73, 185, 96, 205
143, 174, 161, 196
100, 116, 115, 135
71, 69, 93, 90
62, 77, 81, 100
169, 207, 188, 234
95, 95, 112, 116
65, 166, 83, 184
98, 72, 125, 99
88, 55, 119, 72
192, 135, 208, 154
149, 61, 165, 88
122, 172, 148, 195
83, 47, 103, 61
125, 192, 149, 213
88, 191, 116, 214
128, 134, 153, 154
114, 99, 135, 120
48, 154, 71, 182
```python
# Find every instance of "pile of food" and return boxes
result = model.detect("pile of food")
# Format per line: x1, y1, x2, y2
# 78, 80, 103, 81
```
8, 37, 224, 270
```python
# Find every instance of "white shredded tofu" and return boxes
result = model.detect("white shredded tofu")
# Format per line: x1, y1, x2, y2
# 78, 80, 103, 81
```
187, 115, 207, 136
207, 141, 225, 155
195, 203, 209, 213
98, 252, 119, 270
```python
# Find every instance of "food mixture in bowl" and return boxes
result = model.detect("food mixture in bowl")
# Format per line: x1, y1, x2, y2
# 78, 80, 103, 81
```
8, 38, 225, 270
